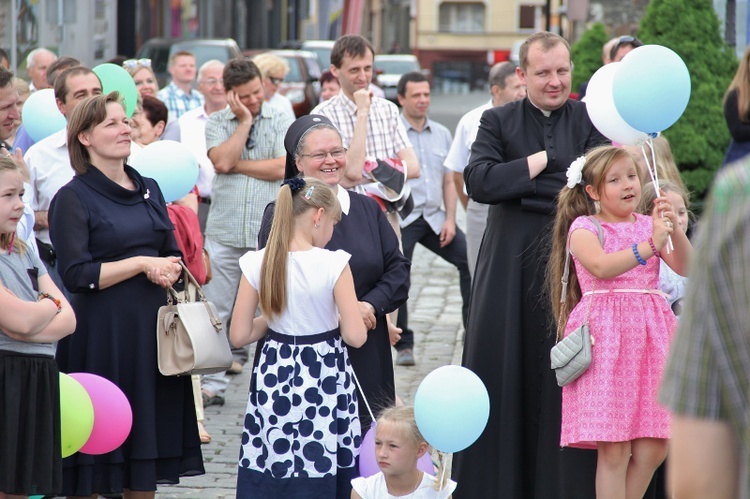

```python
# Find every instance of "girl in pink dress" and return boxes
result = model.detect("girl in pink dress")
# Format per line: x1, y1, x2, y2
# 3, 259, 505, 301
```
548, 146, 692, 498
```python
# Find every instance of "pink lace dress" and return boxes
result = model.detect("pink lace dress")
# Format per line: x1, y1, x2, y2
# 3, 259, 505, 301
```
560, 214, 678, 449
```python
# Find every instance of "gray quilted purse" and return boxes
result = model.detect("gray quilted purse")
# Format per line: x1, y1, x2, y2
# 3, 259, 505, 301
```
550, 217, 602, 387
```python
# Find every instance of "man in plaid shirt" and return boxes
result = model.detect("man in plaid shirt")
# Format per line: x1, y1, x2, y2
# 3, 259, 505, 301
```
157, 50, 204, 121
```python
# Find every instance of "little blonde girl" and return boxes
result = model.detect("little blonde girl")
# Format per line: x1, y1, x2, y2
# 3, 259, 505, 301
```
230, 177, 366, 498
351, 406, 457, 499
0, 157, 76, 497
548, 146, 692, 498
639, 180, 691, 318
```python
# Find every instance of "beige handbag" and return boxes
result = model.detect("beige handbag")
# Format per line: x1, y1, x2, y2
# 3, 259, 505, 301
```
156, 262, 232, 376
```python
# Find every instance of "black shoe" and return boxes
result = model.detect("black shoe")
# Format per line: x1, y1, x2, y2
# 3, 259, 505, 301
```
202, 390, 225, 407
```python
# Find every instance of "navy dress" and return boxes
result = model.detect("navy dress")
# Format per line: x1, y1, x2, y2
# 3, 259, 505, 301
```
49, 165, 204, 495
258, 188, 410, 433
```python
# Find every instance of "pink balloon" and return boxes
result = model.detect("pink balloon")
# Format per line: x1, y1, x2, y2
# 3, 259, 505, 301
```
68, 373, 133, 455
358, 423, 435, 477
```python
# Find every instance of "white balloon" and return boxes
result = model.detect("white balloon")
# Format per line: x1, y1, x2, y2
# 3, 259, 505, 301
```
585, 63, 650, 146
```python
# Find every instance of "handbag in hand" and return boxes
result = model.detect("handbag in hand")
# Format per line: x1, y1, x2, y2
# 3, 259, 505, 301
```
550, 217, 602, 387
156, 262, 233, 376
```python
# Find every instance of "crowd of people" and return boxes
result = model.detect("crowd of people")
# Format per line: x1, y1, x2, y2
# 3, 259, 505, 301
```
0, 27, 748, 499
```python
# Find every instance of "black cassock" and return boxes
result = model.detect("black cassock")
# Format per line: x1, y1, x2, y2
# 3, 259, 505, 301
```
453, 98, 607, 498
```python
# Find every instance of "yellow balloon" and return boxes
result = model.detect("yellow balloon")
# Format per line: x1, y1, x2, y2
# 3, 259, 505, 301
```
59, 373, 94, 457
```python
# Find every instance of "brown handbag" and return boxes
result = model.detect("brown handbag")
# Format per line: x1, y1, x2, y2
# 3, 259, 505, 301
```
156, 262, 232, 376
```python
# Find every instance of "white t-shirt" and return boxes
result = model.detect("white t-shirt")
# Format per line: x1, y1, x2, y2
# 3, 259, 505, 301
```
238, 246, 351, 335
352, 472, 457, 499
268, 92, 296, 122
443, 100, 493, 175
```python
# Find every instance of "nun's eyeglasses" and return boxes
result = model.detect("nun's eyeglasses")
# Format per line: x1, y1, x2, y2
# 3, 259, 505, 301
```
299, 148, 347, 162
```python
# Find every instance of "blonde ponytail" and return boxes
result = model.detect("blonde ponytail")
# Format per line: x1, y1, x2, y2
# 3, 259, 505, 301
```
260, 178, 341, 318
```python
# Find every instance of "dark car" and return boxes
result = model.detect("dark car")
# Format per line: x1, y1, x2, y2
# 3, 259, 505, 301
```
244, 48, 322, 117
136, 38, 243, 88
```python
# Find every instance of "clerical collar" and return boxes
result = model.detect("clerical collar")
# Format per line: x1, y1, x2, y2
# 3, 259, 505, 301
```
527, 96, 552, 117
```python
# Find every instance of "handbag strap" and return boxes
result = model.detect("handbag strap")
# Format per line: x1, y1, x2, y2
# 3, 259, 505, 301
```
165, 262, 223, 332
557, 216, 603, 341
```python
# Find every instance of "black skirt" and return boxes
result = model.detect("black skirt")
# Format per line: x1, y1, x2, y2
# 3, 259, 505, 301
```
0, 350, 62, 496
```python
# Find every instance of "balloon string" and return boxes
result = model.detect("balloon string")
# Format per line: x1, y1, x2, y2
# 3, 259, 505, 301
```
350, 364, 376, 424
438, 452, 447, 492
640, 138, 673, 253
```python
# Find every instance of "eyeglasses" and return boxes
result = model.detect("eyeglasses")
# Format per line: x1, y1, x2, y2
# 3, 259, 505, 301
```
246, 124, 257, 150
610, 36, 643, 61
299, 148, 347, 162
201, 78, 224, 87
123, 58, 152, 69
268, 76, 284, 86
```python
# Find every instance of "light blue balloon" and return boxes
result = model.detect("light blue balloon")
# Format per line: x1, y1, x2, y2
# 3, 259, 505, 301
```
129, 140, 199, 203
414, 365, 490, 453
612, 45, 691, 134
22, 88, 67, 142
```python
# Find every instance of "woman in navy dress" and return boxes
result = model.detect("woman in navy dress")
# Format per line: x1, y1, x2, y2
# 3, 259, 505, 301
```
49, 92, 204, 497
258, 115, 410, 433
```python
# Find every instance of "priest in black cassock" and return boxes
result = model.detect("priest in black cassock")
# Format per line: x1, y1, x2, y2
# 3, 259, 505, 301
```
452, 32, 608, 498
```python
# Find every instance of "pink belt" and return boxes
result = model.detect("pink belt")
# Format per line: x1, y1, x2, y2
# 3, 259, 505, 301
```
583, 289, 669, 299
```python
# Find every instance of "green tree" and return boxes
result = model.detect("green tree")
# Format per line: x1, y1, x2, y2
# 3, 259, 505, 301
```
638, 0, 737, 199
571, 22, 608, 93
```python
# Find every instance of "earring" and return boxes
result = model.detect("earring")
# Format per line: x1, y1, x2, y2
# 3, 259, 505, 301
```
314, 223, 320, 229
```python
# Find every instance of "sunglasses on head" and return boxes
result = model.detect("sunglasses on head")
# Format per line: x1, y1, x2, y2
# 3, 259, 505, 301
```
123, 58, 152, 69
610, 36, 643, 61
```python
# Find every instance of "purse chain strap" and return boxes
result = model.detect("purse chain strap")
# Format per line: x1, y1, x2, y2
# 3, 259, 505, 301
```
556, 216, 603, 341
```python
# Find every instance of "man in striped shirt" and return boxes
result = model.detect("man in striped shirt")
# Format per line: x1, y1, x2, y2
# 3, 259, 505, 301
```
312, 35, 420, 195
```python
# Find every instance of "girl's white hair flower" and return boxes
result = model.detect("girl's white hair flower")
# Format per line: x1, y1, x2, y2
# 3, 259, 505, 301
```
566, 156, 586, 189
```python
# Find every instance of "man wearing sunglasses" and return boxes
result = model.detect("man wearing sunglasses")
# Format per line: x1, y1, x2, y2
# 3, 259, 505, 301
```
610, 35, 644, 63
200, 58, 294, 405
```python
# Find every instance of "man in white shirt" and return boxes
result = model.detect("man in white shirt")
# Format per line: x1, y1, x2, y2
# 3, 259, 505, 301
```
444, 62, 525, 278
26, 48, 57, 92
178, 59, 227, 231
25, 66, 105, 290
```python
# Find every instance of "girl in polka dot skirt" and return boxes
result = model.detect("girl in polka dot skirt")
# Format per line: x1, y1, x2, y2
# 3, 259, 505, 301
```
230, 177, 367, 498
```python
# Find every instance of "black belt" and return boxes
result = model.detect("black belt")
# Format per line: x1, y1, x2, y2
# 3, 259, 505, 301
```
199, 197, 211, 205
266, 328, 340, 345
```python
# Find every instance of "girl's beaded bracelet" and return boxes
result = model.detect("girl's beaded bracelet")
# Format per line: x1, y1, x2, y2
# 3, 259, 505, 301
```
38, 292, 62, 314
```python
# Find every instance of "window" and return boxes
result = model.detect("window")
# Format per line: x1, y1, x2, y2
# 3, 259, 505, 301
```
439, 2, 485, 34
519, 4, 543, 30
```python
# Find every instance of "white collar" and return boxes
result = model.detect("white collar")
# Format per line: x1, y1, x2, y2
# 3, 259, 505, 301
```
335, 185, 350, 215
